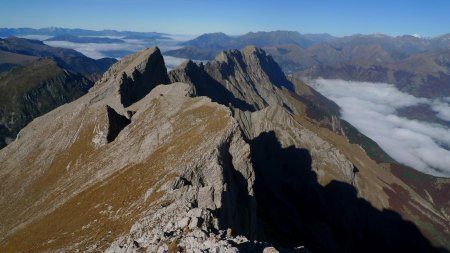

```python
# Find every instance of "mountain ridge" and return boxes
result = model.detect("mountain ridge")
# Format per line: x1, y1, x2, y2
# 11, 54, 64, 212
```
0, 27, 168, 39
0, 46, 448, 253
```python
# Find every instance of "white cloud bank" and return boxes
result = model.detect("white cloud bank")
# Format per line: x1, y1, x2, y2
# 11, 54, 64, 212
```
44, 37, 183, 59
19, 35, 53, 40
163, 55, 188, 71
308, 78, 450, 177
43, 36, 191, 70
431, 100, 450, 122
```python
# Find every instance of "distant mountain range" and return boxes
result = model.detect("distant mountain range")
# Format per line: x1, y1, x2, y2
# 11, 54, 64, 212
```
166, 31, 450, 98
0, 27, 169, 39
167, 31, 335, 59
181, 31, 335, 49
0, 37, 116, 148
0, 27, 181, 60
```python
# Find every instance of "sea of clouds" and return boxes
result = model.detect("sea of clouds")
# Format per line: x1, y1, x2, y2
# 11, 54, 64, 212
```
308, 78, 450, 178
41, 34, 195, 70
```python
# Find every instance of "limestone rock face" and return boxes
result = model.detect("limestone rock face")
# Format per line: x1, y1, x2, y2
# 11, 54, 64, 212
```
205, 46, 293, 110
92, 47, 170, 109
170, 46, 294, 112
169, 48, 357, 189
117, 47, 170, 107
0, 48, 257, 252
233, 104, 355, 186
169, 59, 255, 112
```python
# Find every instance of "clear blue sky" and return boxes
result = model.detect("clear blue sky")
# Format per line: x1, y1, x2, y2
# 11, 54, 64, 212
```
1, 0, 449, 37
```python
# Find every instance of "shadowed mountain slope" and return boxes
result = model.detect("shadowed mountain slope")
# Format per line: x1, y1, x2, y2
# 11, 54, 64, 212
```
0, 59, 91, 148
0, 37, 116, 78
0, 37, 117, 149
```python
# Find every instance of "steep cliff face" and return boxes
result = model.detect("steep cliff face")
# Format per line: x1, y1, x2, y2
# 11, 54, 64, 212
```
170, 46, 293, 111
116, 47, 170, 107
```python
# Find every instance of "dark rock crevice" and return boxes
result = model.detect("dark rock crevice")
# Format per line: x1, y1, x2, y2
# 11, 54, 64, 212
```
106, 105, 131, 143
216, 140, 257, 240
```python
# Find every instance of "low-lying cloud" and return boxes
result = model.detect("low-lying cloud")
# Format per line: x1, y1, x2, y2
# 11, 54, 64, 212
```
163, 55, 189, 71
308, 78, 450, 177
44, 38, 182, 59
431, 100, 450, 122
43, 35, 190, 70
19, 35, 53, 40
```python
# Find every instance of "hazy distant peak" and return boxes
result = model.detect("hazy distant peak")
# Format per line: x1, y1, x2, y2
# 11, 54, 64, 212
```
4, 36, 44, 45
196, 32, 230, 39
244, 30, 301, 35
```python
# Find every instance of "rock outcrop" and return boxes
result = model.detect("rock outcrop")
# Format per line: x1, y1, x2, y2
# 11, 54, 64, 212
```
117, 47, 170, 107
170, 46, 293, 112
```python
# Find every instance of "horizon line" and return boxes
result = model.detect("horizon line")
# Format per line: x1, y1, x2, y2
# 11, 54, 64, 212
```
1, 26, 449, 39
